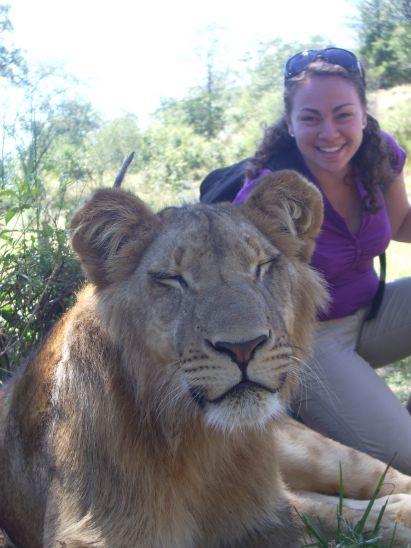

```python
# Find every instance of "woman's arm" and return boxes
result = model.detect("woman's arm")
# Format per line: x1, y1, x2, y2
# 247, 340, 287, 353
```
385, 171, 411, 243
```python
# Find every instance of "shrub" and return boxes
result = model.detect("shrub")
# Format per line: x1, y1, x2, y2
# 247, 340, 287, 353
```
0, 193, 83, 379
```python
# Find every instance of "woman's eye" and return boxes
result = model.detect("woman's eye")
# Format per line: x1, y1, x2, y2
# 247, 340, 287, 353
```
301, 116, 319, 124
337, 112, 353, 119
150, 272, 188, 289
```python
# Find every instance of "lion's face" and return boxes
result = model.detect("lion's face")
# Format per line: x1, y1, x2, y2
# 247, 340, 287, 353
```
70, 171, 327, 432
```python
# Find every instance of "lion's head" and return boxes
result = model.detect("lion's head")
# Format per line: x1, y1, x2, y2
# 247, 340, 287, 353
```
70, 170, 327, 432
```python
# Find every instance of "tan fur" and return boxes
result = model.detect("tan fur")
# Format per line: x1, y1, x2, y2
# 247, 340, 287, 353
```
1, 171, 411, 547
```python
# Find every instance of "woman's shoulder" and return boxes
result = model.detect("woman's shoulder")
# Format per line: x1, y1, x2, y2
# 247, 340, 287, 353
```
379, 130, 407, 174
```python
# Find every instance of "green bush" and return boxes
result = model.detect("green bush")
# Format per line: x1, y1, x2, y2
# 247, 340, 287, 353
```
0, 194, 83, 379
371, 85, 411, 154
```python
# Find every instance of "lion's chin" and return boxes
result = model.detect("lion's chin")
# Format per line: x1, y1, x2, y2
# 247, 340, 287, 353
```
203, 390, 284, 432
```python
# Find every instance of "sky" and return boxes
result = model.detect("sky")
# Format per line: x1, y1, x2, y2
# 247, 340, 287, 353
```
6, 0, 359, 123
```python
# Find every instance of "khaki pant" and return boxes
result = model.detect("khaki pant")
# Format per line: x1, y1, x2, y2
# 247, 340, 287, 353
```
291, 277, 411, 474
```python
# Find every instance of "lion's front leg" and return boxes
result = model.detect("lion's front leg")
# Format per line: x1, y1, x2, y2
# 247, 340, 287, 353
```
277, 418, 411, 498
291, 491, 411, 547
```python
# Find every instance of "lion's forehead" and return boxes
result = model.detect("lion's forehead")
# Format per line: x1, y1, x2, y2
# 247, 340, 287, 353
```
149, 206, 277, 273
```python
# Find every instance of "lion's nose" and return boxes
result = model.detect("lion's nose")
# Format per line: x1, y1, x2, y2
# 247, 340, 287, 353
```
211, 335, 268, 371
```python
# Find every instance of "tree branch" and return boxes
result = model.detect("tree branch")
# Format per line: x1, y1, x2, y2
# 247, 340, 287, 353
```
113, 152, 135, 188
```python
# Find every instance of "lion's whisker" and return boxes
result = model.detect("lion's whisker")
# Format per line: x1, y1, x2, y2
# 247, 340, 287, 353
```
288, 355, 336, 417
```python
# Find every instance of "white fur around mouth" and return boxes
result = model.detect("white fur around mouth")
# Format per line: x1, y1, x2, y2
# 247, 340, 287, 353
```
318, 145, 343, 153
204, 390, 284, 431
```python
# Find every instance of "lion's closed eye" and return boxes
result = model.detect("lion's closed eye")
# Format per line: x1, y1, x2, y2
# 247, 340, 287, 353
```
256, 254, 281, 280
149, 271, 188, 289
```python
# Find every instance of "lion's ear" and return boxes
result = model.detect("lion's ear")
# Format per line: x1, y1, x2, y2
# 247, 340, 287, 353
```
240, 170, 323, 262
70, 188, 159, 287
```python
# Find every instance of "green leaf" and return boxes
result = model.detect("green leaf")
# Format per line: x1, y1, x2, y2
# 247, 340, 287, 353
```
0, 189, 18, 199
297, 510, 329, 547
0, 307, 16, 323
5, 208, 18, 224
0, 233, 13, 244
354, 463, 390, 535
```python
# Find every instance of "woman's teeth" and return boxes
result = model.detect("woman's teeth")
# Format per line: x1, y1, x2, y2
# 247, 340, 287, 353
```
319, 146, 342, 153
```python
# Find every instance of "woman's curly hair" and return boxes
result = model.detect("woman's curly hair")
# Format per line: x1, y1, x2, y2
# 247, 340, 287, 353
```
247, 61, 396, 213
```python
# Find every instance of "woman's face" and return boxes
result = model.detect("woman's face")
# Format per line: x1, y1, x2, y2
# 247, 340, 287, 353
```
287, 75, 367, 181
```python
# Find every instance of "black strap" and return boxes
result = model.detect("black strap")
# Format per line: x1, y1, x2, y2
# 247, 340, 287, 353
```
364, 252, 386, 321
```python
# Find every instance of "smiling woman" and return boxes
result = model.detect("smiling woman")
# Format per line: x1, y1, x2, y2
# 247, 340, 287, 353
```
286, 75, 367, 233
288, 78, 366, 186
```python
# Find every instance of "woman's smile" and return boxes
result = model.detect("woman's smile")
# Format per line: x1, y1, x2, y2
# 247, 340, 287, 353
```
317, 145, 345, 153
287, 75, 367, 181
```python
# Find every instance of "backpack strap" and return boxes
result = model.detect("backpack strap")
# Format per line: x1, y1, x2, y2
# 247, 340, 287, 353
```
364, 252, 386, 321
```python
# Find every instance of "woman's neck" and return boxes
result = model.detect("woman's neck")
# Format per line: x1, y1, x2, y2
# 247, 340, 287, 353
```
304, 160, 352, 190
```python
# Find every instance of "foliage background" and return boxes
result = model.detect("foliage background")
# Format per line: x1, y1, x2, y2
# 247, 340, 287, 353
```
1, 1, 411, 392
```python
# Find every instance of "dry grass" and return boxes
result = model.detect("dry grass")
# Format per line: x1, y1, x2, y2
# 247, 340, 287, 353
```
369, 83, 411, 115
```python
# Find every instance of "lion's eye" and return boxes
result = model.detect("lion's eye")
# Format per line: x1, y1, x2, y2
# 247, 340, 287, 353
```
150, 272, 188, 289
256, 256, 280, 280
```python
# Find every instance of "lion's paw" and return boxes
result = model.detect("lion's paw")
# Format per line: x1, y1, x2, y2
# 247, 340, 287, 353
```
385, 493, 411, 528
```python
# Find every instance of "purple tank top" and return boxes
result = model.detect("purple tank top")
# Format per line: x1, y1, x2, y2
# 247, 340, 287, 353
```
234, 131, 407, 320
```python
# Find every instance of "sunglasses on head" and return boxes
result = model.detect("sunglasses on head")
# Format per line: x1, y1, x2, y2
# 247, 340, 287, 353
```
284, 47, 364, 81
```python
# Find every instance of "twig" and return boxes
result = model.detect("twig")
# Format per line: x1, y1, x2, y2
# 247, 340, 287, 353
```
113, 152, 135, 188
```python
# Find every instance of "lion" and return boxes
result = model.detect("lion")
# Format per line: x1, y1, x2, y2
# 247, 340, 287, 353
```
1, 170, 411, 547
